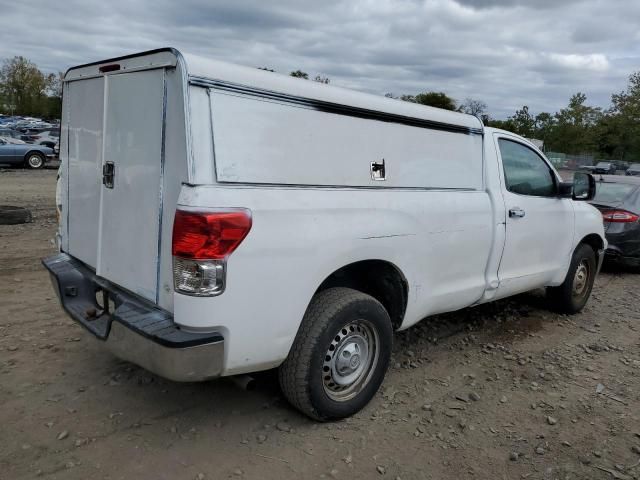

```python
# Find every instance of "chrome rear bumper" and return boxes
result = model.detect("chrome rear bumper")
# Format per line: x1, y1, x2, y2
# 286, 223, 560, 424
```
42, 253, 224, 382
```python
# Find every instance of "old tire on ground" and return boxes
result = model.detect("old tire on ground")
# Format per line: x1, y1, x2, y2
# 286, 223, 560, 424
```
547, 243, 596, 314
25, 152, 45, 170
0, 206, 32, 225
278, 287, 393, 421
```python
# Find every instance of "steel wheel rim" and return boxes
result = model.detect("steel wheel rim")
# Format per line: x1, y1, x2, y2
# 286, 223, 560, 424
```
28, 155, 43, 168
572, 260, 590, 298
322, 320, 379, 402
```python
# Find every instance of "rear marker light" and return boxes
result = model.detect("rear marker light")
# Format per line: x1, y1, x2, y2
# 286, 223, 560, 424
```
172, 209, 252, 296
601, 210, 639, 223
99, 64, 121, 73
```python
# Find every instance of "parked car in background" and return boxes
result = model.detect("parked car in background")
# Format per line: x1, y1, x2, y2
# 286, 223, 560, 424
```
613, 161, 630, 172
590, 175, 640, 268
0, 138, 54, 169
0, 116, 60, 137
580, 164, 597, 173
626, 163, 640, 176
3, 127, 42, 143
0, 128, 24, 140
0, 136, 26, 144
594, 162, 617, 174
32, 130, 60, 149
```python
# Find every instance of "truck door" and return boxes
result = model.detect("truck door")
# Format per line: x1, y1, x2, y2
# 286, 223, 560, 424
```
66, 68, 166, 303
96, 69, 166, 302
495, 135, 574, 298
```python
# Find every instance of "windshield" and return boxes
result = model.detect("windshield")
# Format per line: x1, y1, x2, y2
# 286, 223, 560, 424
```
593, 182, 637, 203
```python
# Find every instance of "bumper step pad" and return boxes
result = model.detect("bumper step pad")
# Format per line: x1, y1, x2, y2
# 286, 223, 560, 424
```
42, 253, 222, 348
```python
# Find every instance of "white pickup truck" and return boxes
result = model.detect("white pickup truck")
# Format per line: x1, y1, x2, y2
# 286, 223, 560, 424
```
44, 48, 606, 421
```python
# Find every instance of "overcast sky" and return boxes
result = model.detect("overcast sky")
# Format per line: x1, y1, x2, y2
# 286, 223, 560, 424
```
1, 0, 638, 118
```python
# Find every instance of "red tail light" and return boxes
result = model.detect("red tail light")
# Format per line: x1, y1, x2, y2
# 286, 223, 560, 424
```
172, 209, 252, 259
601, 210, 639, 223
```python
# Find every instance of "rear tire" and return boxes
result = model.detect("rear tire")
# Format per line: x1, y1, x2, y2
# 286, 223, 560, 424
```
279, 287, 393, 421
547, 243, 596, 314
25, 152, 45, 170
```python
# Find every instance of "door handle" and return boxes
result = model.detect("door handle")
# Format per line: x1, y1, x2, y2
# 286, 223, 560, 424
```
509, 207, 525, 218
102, 161, 115, 189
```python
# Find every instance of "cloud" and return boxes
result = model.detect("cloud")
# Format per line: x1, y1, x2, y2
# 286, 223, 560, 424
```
453, 0, 581, 9
0, 0, 637, 118
548, 53, 609, 71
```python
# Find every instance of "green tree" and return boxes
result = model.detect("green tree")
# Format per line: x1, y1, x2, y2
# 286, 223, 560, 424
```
486, 117, 516, 132
412, 91, 457, 111
551, 93, 602, 154
509, 106, 536, 138
43, 71, 63, 118
534, 112, 555, 146
0, 56, 53, 116
289, 70, 330, 84
600, 72, 640, 161
487, 106, 535, 137
459, 98, 487, 117
290, 70, 309, 79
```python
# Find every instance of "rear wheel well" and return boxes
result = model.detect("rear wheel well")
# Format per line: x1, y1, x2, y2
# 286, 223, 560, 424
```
316, 260, 408, 330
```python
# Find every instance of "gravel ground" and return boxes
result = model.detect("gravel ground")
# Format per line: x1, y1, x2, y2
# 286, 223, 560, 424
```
1, 168, 639, 480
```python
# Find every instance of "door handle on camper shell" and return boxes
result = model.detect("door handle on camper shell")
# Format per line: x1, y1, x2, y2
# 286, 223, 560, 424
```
509, 207, 525, 218
102, 161, 115, 189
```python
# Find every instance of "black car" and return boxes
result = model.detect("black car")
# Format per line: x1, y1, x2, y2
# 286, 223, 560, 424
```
589, 175, 640, 268
614, 161, 630, 171
627, 163, 640, 176
593, 161, 617, 174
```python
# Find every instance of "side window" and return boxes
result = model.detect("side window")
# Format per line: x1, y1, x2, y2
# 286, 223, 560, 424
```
498, 139, 556, 197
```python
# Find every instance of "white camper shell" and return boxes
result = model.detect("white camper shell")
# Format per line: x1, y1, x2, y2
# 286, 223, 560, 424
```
46, 48, 606, 420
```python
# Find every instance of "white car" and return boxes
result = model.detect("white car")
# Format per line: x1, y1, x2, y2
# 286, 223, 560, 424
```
44, 48, 606, 421
32, 130, 59, 150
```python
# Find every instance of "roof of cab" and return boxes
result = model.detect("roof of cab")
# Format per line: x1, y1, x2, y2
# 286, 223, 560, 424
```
65, 47, 483, 134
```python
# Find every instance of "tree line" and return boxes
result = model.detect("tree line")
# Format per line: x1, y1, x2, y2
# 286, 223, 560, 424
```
387, 72, 640, 162
0, 57, 62, 119
2, 55, 638, 162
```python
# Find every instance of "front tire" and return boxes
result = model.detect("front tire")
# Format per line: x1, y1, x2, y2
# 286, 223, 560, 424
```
25, 152, 45, 170
279, 287, 393, 421
547, 243, 597, 314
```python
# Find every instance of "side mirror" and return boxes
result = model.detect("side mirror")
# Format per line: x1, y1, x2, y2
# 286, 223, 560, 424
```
572, 172, 596, 201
